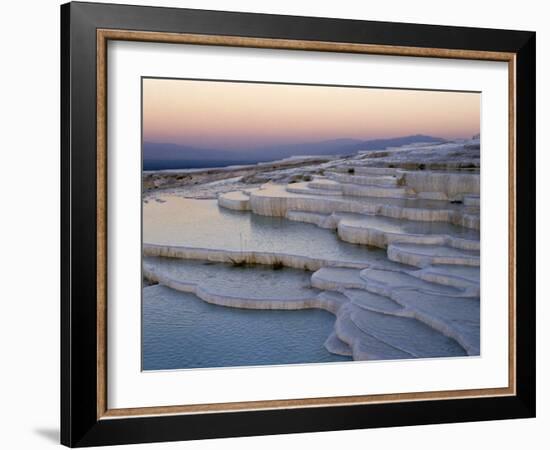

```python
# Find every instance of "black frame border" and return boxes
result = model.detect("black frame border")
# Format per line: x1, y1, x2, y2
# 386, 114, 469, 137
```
61, 2, 536, 447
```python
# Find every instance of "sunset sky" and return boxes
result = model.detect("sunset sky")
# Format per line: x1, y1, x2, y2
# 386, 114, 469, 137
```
142, 78, 480, 150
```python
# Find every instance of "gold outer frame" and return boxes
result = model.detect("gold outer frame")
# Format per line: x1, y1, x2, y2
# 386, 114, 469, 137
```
96, 29, 516, 420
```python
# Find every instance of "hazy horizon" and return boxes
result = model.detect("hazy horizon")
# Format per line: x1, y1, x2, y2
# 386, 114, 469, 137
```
143, 78, 480, 154
143, 133, 447, 149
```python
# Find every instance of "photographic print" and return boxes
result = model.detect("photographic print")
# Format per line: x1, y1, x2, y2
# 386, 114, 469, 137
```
62, 6, 535, 444
141, 78, 481, 371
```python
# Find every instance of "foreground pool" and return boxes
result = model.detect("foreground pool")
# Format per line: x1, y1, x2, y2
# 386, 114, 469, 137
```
143, 284, 351, 370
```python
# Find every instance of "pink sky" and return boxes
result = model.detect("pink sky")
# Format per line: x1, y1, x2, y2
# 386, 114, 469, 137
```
143, 78, 480, 150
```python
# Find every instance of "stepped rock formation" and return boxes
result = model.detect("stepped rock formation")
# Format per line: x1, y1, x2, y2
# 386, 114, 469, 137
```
143, 138, 481, 362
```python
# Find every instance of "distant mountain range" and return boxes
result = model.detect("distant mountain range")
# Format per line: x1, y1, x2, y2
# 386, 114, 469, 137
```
143, 134, 444, 170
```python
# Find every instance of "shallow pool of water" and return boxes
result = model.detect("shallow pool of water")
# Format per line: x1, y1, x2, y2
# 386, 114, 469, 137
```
144, 257, 319, 300
143, 285, 351, 370
143, 196, 387, 265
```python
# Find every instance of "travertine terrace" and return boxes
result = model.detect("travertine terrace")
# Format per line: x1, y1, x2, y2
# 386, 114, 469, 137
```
143, 138, 481, 361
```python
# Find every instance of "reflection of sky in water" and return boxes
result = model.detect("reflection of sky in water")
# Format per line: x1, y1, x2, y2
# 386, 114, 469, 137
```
143, 285, 350, 370
143, 196, 387, 264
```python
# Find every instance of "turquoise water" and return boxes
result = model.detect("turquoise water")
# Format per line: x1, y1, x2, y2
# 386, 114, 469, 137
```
142, 285, 351, 370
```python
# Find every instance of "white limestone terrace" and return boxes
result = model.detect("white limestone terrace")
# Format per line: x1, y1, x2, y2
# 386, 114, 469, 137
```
284, 211, 479, 251
143, 257, 477, 360
143, 137, 481, 362
311, 266, 479, 355
387, 243, 480, 268
352, 138, 480, 170
234, 183, 480, 230
143, 257, 329, 311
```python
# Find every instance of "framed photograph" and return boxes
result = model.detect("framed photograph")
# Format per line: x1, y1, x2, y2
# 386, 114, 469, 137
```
61, 2, 536, 447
